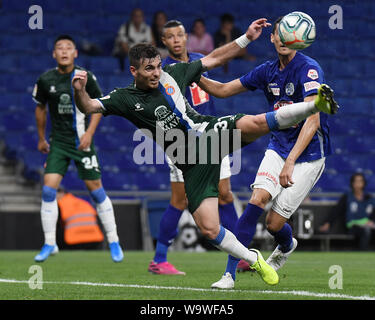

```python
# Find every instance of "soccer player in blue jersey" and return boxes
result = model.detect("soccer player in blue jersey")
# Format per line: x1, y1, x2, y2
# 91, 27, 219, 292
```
147, 20, 248, 275
198, 16, 332, 288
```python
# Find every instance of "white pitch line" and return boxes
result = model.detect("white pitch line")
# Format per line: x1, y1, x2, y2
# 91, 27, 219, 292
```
0, 278, 374, 300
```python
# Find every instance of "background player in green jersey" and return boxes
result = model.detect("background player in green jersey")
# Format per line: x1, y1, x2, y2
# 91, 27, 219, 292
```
72, 18, 338, 287
32, 35, 123, 263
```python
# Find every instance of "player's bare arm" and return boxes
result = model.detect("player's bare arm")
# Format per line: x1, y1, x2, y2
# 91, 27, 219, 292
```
200, 18, 271, 70
72, 70, 103, 114
35, 103, 50, 154
198, 77, 246, 98
279, 94, 320, 188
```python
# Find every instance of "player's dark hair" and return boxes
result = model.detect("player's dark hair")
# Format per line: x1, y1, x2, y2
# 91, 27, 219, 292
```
54, 34, 76, 47
350, 172, 367, 189
129, 44, 161, 69
272, 16, 284, 34
162, 19, 184, 35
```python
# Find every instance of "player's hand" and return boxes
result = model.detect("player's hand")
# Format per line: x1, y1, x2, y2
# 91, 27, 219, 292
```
245, 18, 271, 41
72, 70, 88, 91
279, 159, 295, 188
38, 139, 50, 154
78, 132, 92, 150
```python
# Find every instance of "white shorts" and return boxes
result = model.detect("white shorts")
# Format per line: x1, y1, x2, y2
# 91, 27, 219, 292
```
166, 155, 232, 183
251, 149, 325, 219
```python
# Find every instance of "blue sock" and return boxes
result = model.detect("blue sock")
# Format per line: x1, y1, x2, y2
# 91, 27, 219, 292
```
269, 223, 293, 253
153, 204, 183, 263
219, 202, 238, 233
90, 187, 107, 204
42, 186, 57, 202
225, 203, 264, 280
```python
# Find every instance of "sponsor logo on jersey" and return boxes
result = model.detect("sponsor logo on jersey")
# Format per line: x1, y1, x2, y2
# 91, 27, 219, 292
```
267, 83, 280, 96
285, 82, 295, 96
49, 85, 56, 93
307, 69, 319, 80
164, 83, 175, 96
154, 105, 179, 131
304, 81, 320, 92
58, 93, 73, 114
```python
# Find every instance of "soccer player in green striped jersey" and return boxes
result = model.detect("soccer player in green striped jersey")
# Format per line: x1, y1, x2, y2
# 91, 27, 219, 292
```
72, 18, 338, 286
32, 35, 123, 263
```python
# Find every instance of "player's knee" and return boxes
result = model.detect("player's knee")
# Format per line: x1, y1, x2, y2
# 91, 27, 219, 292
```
200, 226, 219, 240
218, 190, 234, 204
249, 191, 270, 209
42, 185, 57, 202
170, 195, 187, 211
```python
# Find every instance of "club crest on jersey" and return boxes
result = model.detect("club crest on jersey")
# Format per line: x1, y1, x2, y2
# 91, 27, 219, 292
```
285, 82, 295, 96
164, 83, 175, 96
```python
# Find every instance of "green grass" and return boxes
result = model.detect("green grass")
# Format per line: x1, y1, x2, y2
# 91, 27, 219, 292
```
0, 250, 375, 300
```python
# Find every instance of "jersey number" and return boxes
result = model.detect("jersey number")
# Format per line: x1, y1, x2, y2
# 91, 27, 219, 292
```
82, 155, 99, 170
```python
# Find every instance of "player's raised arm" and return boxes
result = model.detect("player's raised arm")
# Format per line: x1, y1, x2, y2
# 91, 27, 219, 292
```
198, 76, 247, 98
72, 70, 103, 114
200, 18, 270, 70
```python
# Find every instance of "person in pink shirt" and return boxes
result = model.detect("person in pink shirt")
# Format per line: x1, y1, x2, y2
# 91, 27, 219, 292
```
187, 18, 214, 55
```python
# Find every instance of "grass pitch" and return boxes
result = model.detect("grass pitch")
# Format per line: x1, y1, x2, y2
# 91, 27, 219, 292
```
0, 250, 374, 300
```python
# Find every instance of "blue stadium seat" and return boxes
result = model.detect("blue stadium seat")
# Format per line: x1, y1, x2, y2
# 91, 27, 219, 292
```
88, 57, 121, 74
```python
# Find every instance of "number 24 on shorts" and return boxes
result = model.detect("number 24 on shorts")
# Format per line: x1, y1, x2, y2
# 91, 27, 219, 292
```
81, 155, 99, 170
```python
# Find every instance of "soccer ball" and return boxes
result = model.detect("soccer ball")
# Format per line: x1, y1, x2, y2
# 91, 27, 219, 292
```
278, 11, 316, 50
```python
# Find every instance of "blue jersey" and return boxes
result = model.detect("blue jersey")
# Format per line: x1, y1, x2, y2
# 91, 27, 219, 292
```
162, 52, 216, 116
240, 52, 332, 162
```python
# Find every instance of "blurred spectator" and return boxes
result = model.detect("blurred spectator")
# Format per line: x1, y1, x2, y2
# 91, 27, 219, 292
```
187, 18, 214, 55
112, 8, 153, 71
213, 13, 256, 67
319, 173, 375, 250
56, 187, 104, 250
152, 11, 168, 59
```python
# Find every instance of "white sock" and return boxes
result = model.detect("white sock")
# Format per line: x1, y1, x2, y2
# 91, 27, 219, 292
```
96, 196, 119, 243
211, 227, 257, 265
41, 199, 58, 246
275, 100, 316, 129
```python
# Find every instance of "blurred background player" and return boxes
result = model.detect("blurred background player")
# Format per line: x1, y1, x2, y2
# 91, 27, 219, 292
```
32, 35, 123, 263
113, 8, 153, 71
319, 173, 375, 250
199, 16, 332, 288
147, 20, 249, 275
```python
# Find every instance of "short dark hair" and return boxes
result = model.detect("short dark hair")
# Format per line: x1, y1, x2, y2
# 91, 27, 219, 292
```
272, 16, 284, 34
129, 44, 161, 69
162, 19, 184, 35
54, 34, 76, 47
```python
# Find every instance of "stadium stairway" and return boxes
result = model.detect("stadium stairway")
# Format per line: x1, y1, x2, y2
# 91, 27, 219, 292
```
0, 141, 41, 212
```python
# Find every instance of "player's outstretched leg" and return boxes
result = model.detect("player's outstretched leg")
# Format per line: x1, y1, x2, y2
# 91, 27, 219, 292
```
35, 185, 59, 262
90, 186, 123, 262
148, 204, 185, 275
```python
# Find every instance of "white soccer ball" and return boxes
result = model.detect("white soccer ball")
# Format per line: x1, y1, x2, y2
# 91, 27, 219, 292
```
278, 11, 316, 50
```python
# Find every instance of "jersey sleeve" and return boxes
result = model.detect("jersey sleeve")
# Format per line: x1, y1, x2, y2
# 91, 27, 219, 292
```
32, 77, 48, 105
299, 64, 324, 98
86, 72, 103, 99
96, 89, 129, 117
239, 63, 267, 91
168, 60, 204, 87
